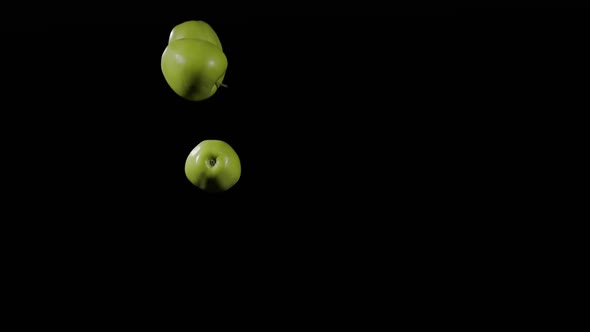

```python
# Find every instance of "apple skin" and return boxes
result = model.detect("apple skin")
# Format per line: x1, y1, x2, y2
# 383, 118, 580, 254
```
168, 20, 223, 51
185, 140, 241, 193
161, 38, 228, 101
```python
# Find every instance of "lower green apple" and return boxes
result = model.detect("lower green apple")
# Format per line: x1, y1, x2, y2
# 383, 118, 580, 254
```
185, 139, 241, 193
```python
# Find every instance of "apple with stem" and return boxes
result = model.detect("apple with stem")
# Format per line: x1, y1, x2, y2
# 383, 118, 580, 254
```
185, 140, 241, 193
161, 20, 228, 102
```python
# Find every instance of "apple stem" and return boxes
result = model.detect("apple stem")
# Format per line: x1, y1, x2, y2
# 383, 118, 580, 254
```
220, 83, 228, 88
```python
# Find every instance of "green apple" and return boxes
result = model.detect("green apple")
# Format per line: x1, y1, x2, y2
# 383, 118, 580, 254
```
185, 140, 241, 193
161, 21, 227, 102
168, 20, 223, 51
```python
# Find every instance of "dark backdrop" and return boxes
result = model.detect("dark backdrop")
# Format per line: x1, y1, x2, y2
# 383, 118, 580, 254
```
9, 16, 461, 220
2, 7, 586, 327
3, 13, 499, 322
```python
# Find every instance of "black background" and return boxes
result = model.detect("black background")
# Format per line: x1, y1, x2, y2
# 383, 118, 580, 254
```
3, 11, 459, 293
5, 8, 576, 324
8, 15, 463, 221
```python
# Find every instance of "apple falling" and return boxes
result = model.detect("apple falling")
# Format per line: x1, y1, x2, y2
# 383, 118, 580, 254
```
161, 20, 228, 101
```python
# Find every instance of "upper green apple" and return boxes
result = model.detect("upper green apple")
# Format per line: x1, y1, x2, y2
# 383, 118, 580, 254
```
185, 139, 241, 193
168, 20, 223, 51
161, 38, 228, 101
162, 20, 227, 101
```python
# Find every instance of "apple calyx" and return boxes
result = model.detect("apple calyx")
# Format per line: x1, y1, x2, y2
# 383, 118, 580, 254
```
208, 159, 217, 167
